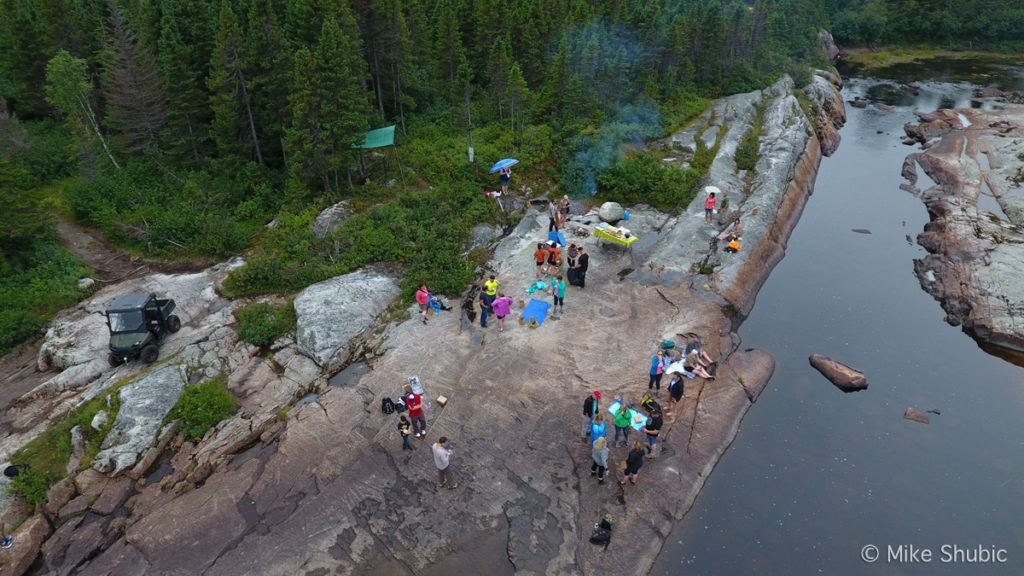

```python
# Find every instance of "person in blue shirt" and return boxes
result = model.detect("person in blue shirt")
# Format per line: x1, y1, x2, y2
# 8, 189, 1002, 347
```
648, 350, 666, 392
591, 413, 607, 445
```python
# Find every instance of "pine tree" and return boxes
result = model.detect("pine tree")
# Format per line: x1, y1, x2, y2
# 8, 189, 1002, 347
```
100, 0, 167, 153
208, 0, 263, 165
158, 4, 211, 163
285, 15, 370, 193
433, 0, 468, 104
244, 0, 291, 166
0, 0, 51, 116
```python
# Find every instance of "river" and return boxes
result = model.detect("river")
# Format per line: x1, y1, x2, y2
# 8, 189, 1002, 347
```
653, 60, 1024, 575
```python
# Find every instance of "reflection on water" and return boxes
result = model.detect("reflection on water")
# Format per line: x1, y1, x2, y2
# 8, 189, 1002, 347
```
653, 61, 1024, 575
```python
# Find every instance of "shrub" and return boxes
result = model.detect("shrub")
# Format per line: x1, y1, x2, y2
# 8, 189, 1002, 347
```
169, 375, 239, 441
596, 152, 701, 212
223, 181, 496, 299
235, 301, 295, 347
0, 237, 89, 355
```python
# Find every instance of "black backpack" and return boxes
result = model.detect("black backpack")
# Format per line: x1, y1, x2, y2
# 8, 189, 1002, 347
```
583, 395, 595, 416
381, 397, 395, 415
589, 524, 610, 545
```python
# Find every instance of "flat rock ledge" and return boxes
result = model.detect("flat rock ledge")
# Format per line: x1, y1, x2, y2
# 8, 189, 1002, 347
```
901, 106, 1024, 355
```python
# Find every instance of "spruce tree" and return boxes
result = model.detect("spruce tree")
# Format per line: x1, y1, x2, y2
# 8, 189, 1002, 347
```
244, 0, 291, 166
100, 0, 167, 153
208, 0, 263, 165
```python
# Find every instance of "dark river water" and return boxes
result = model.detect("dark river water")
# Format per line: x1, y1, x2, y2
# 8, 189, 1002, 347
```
653, 60, 1024, 575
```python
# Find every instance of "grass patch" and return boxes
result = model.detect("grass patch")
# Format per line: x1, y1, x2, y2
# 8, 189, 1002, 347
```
9, 389, 121, 504
735, 104, 765, 172
234, 301, 295, 348
842, 48, 1020, 70
168, 374, 239, 442
660, 92, 711, 134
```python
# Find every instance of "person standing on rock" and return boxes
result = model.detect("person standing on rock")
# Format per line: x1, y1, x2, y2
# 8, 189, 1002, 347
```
546, 243, 561, 276
550, 274, 566, 316
398, 415, 414, 451
405, 384, 426, 438
483, 275, 499, 306
591, 413, 607, 445
432, 437, 458, 489
569, 247, 588, 288
534, 243, 549, 279
591, 436, 609, 484
644, 410, 662, 458
499, 167, 511, 196
704, 191, 717, 224
717, 190, 730, 225
567, 243, 579, 269
548, 199, 560, 231
648, 350, 666, 392
491, 293, 514, 332
619, 442, 645, 485
478, 287, 492, 328
559, 195, 571, 225
415, 284, 430, 324
613, 402, 631, 447
582, 390, 601, 441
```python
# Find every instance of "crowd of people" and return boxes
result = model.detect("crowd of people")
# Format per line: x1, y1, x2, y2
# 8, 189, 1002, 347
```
400, 190, 727, 495
582, 334, 716, 487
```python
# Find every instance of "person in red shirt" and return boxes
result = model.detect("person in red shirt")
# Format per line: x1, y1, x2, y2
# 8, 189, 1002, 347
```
415, 284, 430, 324
404, 383, 426, 438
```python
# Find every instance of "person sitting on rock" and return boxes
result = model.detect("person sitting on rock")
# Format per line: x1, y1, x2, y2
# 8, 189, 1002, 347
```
684, 335, 715, 367
724, 233, 742, 254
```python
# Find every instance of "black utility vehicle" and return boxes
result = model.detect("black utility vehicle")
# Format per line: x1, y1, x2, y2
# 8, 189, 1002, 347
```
106, 292, 181, 366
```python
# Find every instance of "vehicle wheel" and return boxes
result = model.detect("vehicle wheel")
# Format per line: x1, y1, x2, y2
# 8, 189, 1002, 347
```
141, 345, 159, 364
109, 353, 123, 367
167, 315, 182, 333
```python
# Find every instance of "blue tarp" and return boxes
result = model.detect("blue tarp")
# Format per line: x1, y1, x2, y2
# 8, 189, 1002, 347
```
547, 230, 566, 246
521, 298, 552, 326
606, 401, 649, 431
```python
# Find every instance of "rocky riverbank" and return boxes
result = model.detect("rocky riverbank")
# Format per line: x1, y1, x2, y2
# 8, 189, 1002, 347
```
901, 105, 1024, 355
0, 73, 844, 576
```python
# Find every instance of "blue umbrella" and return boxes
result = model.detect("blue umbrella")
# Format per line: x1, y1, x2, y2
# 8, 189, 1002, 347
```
489, 158, 519, 173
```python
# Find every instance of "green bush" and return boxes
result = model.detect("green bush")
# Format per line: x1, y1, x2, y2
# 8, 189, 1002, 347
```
65, 158, 282, 259
235, 301, 295, 347
660, 92, 710, 133
10, 390, 120, 504
223, 180, 496, 299
169, 375, 239, 441
596, 152, 701, 212
0, 238, 89, 355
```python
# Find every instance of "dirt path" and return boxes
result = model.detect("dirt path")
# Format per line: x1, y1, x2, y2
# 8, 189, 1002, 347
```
55, 217, 203, 283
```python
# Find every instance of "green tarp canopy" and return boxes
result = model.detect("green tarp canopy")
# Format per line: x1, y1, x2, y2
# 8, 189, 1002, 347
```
353, 125, 396, 149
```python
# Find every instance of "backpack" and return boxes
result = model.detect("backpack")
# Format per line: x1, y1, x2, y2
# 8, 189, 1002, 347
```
381, 397, 395, 415
583, 395, 595, 416
640, 394, 660, 414
589, 528, 611, 546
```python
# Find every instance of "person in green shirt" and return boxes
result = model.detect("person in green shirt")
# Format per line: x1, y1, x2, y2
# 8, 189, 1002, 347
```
550, 274, 566, 316
613, 402, 631, 447
717, 190, 730, 225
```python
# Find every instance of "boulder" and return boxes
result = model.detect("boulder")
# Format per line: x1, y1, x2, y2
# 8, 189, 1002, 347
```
809, 354, 868, 392
91, 410, 109, 431
293, 270, 400, 368
312, 201, 351, 239
66, 425, 86, 474
849, 97, 867, 109
598, 202, 625, 223
90, 477, 134, 516
43, 477, 77, 517
0, 513, 50, 576
466, 223, 502, 252
904, 407, 930, 425
817, 29, 840, 61
93, 362, 188, 475
77, 278, 96, 290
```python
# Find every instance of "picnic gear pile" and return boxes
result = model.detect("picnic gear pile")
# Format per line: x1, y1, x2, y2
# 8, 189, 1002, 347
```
593, 222, 639, 248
